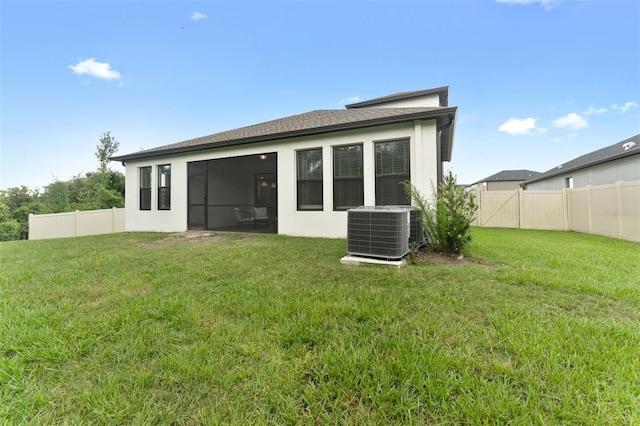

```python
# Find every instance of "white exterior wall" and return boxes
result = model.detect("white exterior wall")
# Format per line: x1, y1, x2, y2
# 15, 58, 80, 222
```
123, 120, 439, 238
526, 155, 640, 190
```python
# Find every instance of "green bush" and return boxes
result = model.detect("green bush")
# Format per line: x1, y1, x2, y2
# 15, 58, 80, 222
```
0, 220, 23, 241
403, 171, 477, 256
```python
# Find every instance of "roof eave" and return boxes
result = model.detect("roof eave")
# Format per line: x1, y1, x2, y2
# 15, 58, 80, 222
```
111, 107, 458, 163
345, 86, 449, 109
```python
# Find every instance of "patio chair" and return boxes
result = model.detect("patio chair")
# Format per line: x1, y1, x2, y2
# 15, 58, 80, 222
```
253, 206, 270, 228
234, 208, 254, 228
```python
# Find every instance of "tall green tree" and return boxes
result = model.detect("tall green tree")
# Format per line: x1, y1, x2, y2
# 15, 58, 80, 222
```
96, 131, 120, 174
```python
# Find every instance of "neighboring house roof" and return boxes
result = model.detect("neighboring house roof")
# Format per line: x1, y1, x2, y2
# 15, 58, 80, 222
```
524, 133, 640, 185
473, 169, 541, 185
111, 91, 456, 164
345, 86, 449, 109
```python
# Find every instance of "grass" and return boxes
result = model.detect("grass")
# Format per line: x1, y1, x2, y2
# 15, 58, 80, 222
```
1, 228, 639, 424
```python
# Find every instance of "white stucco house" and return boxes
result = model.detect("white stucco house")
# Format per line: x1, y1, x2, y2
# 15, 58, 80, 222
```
111, 87, 457, 238
524, 133, 640, 190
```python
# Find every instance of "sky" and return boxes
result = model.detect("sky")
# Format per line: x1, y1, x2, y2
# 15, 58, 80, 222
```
1, 0, 639, 191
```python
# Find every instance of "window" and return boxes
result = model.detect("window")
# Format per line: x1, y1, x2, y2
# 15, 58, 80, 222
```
139, 166, 152, 210
375, 139, 410, 205
333, 144, 363, 210
297, 149, 323, 210
158, 164, 171, 210
565, 176, 574, 189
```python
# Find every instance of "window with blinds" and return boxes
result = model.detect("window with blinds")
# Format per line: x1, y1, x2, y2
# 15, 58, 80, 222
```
158, 164, 171, 210
375, 139, 410, 206
297, 148, 323, 210
333, 144, 363, 210
139, 166, 152, 210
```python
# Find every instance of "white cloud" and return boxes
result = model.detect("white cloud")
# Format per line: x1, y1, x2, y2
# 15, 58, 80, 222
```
69, 58, 121, 80
498, 117, 539, 135
553, 112, 588, 130
190, 11, 207, 21
496, 0, 557, 9
338, 96, 360, 105
583, 106, 608, 115
612, 101, 638, 113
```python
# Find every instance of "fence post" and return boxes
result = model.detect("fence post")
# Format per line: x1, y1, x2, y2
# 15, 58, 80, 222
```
616, 181, 623, 239
518, 189, 524, 229
562, 188, 569, 231
474, 187, 480, 226
75, 210, 80, 237
586, 186, 593, 235
28, 213, 33, 240
112, 207, 117, 233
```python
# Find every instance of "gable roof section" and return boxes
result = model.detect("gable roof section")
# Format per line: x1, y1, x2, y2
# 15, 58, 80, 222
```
111, 106, 457, 163
473, 169, 541, 185
524, 133, 640, 184
345, 86, 449, 109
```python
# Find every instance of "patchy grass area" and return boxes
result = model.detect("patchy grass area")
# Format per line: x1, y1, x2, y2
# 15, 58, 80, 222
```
1, 228, 639, 424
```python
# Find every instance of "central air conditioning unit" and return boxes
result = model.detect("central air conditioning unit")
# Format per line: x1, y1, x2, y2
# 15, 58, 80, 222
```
347, 206, 410, 260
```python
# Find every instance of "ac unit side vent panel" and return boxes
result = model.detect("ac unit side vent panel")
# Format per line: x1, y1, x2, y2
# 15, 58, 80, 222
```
408, 209, 426, 247
347, 209, 409, 259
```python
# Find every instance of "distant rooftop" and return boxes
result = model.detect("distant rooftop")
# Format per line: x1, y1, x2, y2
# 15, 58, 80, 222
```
524, 133, 640, 184
473, 169, 541, 185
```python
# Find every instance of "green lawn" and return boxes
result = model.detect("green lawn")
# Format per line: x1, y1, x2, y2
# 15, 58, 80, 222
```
1, 228, 639, 424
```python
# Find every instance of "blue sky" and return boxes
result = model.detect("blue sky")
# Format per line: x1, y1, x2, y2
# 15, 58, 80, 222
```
1, 0, 639, 190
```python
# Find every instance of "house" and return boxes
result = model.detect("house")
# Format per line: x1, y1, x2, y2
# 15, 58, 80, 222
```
472, 170, 541, 191
524, 134, 640, 190
111, 87, 457, 238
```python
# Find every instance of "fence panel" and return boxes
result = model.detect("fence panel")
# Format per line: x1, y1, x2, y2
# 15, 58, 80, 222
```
475, 180, 640, 243
589, 183, 622, 239
619, 181, 640, 242
476, 190, 520, 228
29, 208, 125, 240
567, 188, 590, 234
520, 190, 566, 230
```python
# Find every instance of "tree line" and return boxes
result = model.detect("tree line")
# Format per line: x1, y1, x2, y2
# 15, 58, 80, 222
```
0, 132, 125, 241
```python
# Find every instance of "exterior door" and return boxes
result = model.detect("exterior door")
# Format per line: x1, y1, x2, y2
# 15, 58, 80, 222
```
188, 161, 207, 229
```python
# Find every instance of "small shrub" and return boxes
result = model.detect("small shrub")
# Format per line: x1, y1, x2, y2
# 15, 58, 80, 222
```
403, 172, 477, 255
0, 220, 23, 241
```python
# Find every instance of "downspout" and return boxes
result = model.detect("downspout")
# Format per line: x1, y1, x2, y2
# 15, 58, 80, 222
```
437, 130, 443, 186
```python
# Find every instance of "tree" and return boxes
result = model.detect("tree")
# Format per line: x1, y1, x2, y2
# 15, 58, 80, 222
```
403, 171, 477, 256
41, 180, 71, 213
96, 131, 120, 174
0, 132, 125, 241
0, 186, 36, 213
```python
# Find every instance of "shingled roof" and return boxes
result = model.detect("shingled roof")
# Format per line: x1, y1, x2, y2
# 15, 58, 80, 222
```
111, 104, 457, 163
473, 169, 541, 185
524, 133, 640, 184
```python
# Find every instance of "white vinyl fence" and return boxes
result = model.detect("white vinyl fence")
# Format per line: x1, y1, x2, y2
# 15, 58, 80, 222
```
473, 180, 640, 243
29, 208, 125, 240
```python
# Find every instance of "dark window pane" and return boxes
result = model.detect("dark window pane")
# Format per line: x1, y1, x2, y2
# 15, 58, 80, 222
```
333, 145, 363, 210
158, 188, 171, 210
140, 188, 151, 211
139, 167, 152, 210
375, 140, 410, 206
297, 149, 323, 210
158, 164, 171, 210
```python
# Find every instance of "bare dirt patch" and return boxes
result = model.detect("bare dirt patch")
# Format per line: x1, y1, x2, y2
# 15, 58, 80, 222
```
138, 231, 248, 247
